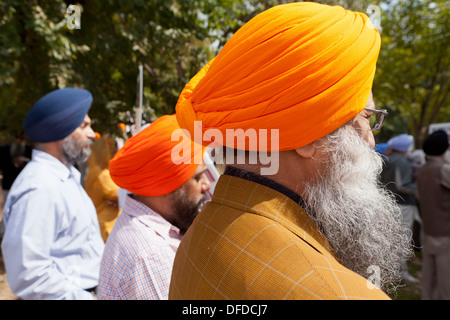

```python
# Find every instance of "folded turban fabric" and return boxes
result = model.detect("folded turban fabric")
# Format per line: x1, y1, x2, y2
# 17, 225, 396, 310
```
23, 88, 93, 142
387, 134, 413, 153
176, 2, 381, 151
109, 114, 206, 197
423, 130, 449, 156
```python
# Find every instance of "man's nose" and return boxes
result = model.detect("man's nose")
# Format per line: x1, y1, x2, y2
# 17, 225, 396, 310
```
86, 127, 97, 140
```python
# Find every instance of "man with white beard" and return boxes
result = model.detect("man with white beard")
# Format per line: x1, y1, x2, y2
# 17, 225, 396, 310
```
169, 2, 413, 300
302, 120, 413, 291
1, 88, 105, 299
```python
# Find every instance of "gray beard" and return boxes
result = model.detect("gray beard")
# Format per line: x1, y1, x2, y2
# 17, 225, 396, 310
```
302, 125, 413, 294
61, 134, 92, 166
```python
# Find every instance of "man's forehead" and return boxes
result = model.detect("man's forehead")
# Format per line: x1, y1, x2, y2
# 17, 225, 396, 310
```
81, 115, 91, 124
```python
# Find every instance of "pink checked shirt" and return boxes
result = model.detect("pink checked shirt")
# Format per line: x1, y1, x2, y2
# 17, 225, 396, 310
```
97, 195, 183, 300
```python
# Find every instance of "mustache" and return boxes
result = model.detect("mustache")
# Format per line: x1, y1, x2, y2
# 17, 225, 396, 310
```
84, 139, 94, 147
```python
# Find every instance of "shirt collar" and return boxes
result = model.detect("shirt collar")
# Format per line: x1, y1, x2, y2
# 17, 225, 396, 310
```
31, 149, 81, 182
124, 195, 182, 240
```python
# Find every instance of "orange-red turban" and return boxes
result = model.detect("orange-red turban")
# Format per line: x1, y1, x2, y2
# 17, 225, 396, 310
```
176, 2, 381, 151
109, 114, 205, 197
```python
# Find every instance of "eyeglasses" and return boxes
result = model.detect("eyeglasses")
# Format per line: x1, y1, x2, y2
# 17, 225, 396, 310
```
365, 107, 388, 131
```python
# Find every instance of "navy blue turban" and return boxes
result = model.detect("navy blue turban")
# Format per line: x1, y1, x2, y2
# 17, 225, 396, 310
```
23, 88, 93, 142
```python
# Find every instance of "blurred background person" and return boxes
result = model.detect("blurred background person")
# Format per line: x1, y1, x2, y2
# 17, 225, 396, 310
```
417, 130, 450, 300
85, 135, 121, 242
380, 133, 419, 283
0, 132, 32, 238
1, 88, 104, 300
406, 148, 427, 249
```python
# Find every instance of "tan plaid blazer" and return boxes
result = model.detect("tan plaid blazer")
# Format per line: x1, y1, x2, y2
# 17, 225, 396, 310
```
169, 174, 390, 300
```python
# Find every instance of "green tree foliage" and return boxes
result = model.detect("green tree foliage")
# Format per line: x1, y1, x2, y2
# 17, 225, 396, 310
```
373, 0, 450, 147
0, 0, 282, 142
0, 0, 448, 148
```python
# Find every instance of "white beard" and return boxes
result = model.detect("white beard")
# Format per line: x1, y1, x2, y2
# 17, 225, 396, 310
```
302, 125, 413, 293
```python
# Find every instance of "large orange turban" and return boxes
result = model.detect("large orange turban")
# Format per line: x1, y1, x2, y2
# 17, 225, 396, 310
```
109, 114, 205, 197
176, 2, 381, 151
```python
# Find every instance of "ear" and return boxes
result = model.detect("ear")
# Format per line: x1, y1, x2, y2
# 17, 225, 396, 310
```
295, 143, 316, 159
